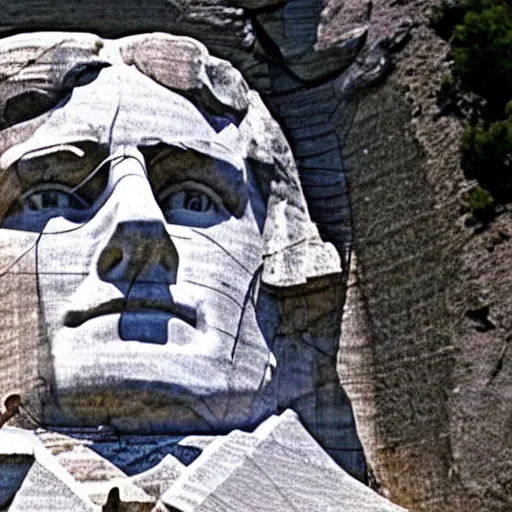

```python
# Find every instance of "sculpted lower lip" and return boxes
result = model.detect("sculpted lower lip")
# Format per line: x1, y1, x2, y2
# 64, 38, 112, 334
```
64, 299, 197, 329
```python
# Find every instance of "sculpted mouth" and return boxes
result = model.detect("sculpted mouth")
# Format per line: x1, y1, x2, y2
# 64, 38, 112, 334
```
64, 298, 197, 328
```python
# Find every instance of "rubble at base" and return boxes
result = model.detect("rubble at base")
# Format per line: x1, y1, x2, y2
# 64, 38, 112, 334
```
0, 412, 406, 512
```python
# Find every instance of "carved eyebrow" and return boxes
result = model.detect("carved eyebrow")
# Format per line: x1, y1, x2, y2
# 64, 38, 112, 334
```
11, 141, 110, 203
0, 135, 101, 171
18, 144, 85, 160
71, 153, 124, 194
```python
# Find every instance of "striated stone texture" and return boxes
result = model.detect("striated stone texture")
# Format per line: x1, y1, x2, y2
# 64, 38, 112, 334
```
161, 410, 404, 512
1, 413, 404, 512
334, 1, 512, 510
4, 434, 100, 512
129, 455, 185, 500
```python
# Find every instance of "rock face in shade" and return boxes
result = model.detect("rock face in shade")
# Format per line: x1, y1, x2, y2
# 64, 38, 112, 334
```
254, 0, 369, 82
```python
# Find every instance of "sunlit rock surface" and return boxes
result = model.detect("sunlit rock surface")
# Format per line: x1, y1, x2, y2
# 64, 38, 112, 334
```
161, 410, 405, 512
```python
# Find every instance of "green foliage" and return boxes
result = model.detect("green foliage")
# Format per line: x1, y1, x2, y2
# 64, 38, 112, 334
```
505, 99, 512, 117
440, 73, 455, 95
452, 0, 512, 105
462, 186, 496, 221
432, 0, 512, 203
430, 0, 468, 39
432, 0, 512, 206
461, 114, 512, 198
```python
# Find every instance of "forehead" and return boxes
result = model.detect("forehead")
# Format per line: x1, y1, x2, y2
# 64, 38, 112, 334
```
0, 65, 245, 171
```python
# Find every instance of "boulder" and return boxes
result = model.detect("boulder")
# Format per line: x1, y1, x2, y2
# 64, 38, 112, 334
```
162, 410, 405, 512
8, 440, 100, 512
130, 455, 185, 500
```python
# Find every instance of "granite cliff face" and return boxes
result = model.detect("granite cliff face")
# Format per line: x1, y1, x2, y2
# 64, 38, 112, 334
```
0, 0, 510, 511
336, 1, 512, 510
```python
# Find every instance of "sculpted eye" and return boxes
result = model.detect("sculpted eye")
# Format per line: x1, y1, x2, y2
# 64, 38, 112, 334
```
22, 186, 89, 212
158, 181, 222, 217
165, 190, 214, 212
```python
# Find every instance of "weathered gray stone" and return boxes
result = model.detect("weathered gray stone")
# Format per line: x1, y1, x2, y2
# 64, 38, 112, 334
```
162, 410, 405, 511
120, 33, 250, 113
87, 479, 155, 510
177, 436, 217, 451
8, 444, 100, 512
255, 0, 367, 83
150, 502, 170, 512
38, 430, 128, 484
0, 0, 262, 86
36, 430, 158, 508
317, 0, 372, 51
130, 455, 185, 500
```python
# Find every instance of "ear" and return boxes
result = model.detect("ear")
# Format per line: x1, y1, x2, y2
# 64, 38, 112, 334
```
261, 178, 342, 288
238, 92, 342, 288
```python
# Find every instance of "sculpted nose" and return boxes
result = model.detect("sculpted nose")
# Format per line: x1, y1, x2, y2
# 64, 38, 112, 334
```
97, 151, 178, 284
97, 220, 179, 284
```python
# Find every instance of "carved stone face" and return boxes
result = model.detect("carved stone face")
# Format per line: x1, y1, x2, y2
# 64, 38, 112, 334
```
0, 64, 278, 432
0, 33, 341, 434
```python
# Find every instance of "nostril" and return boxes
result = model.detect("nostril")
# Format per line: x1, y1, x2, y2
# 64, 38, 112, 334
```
98, 247, 123, 275
96, 222, 178, 284
160, 254, 172, 272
